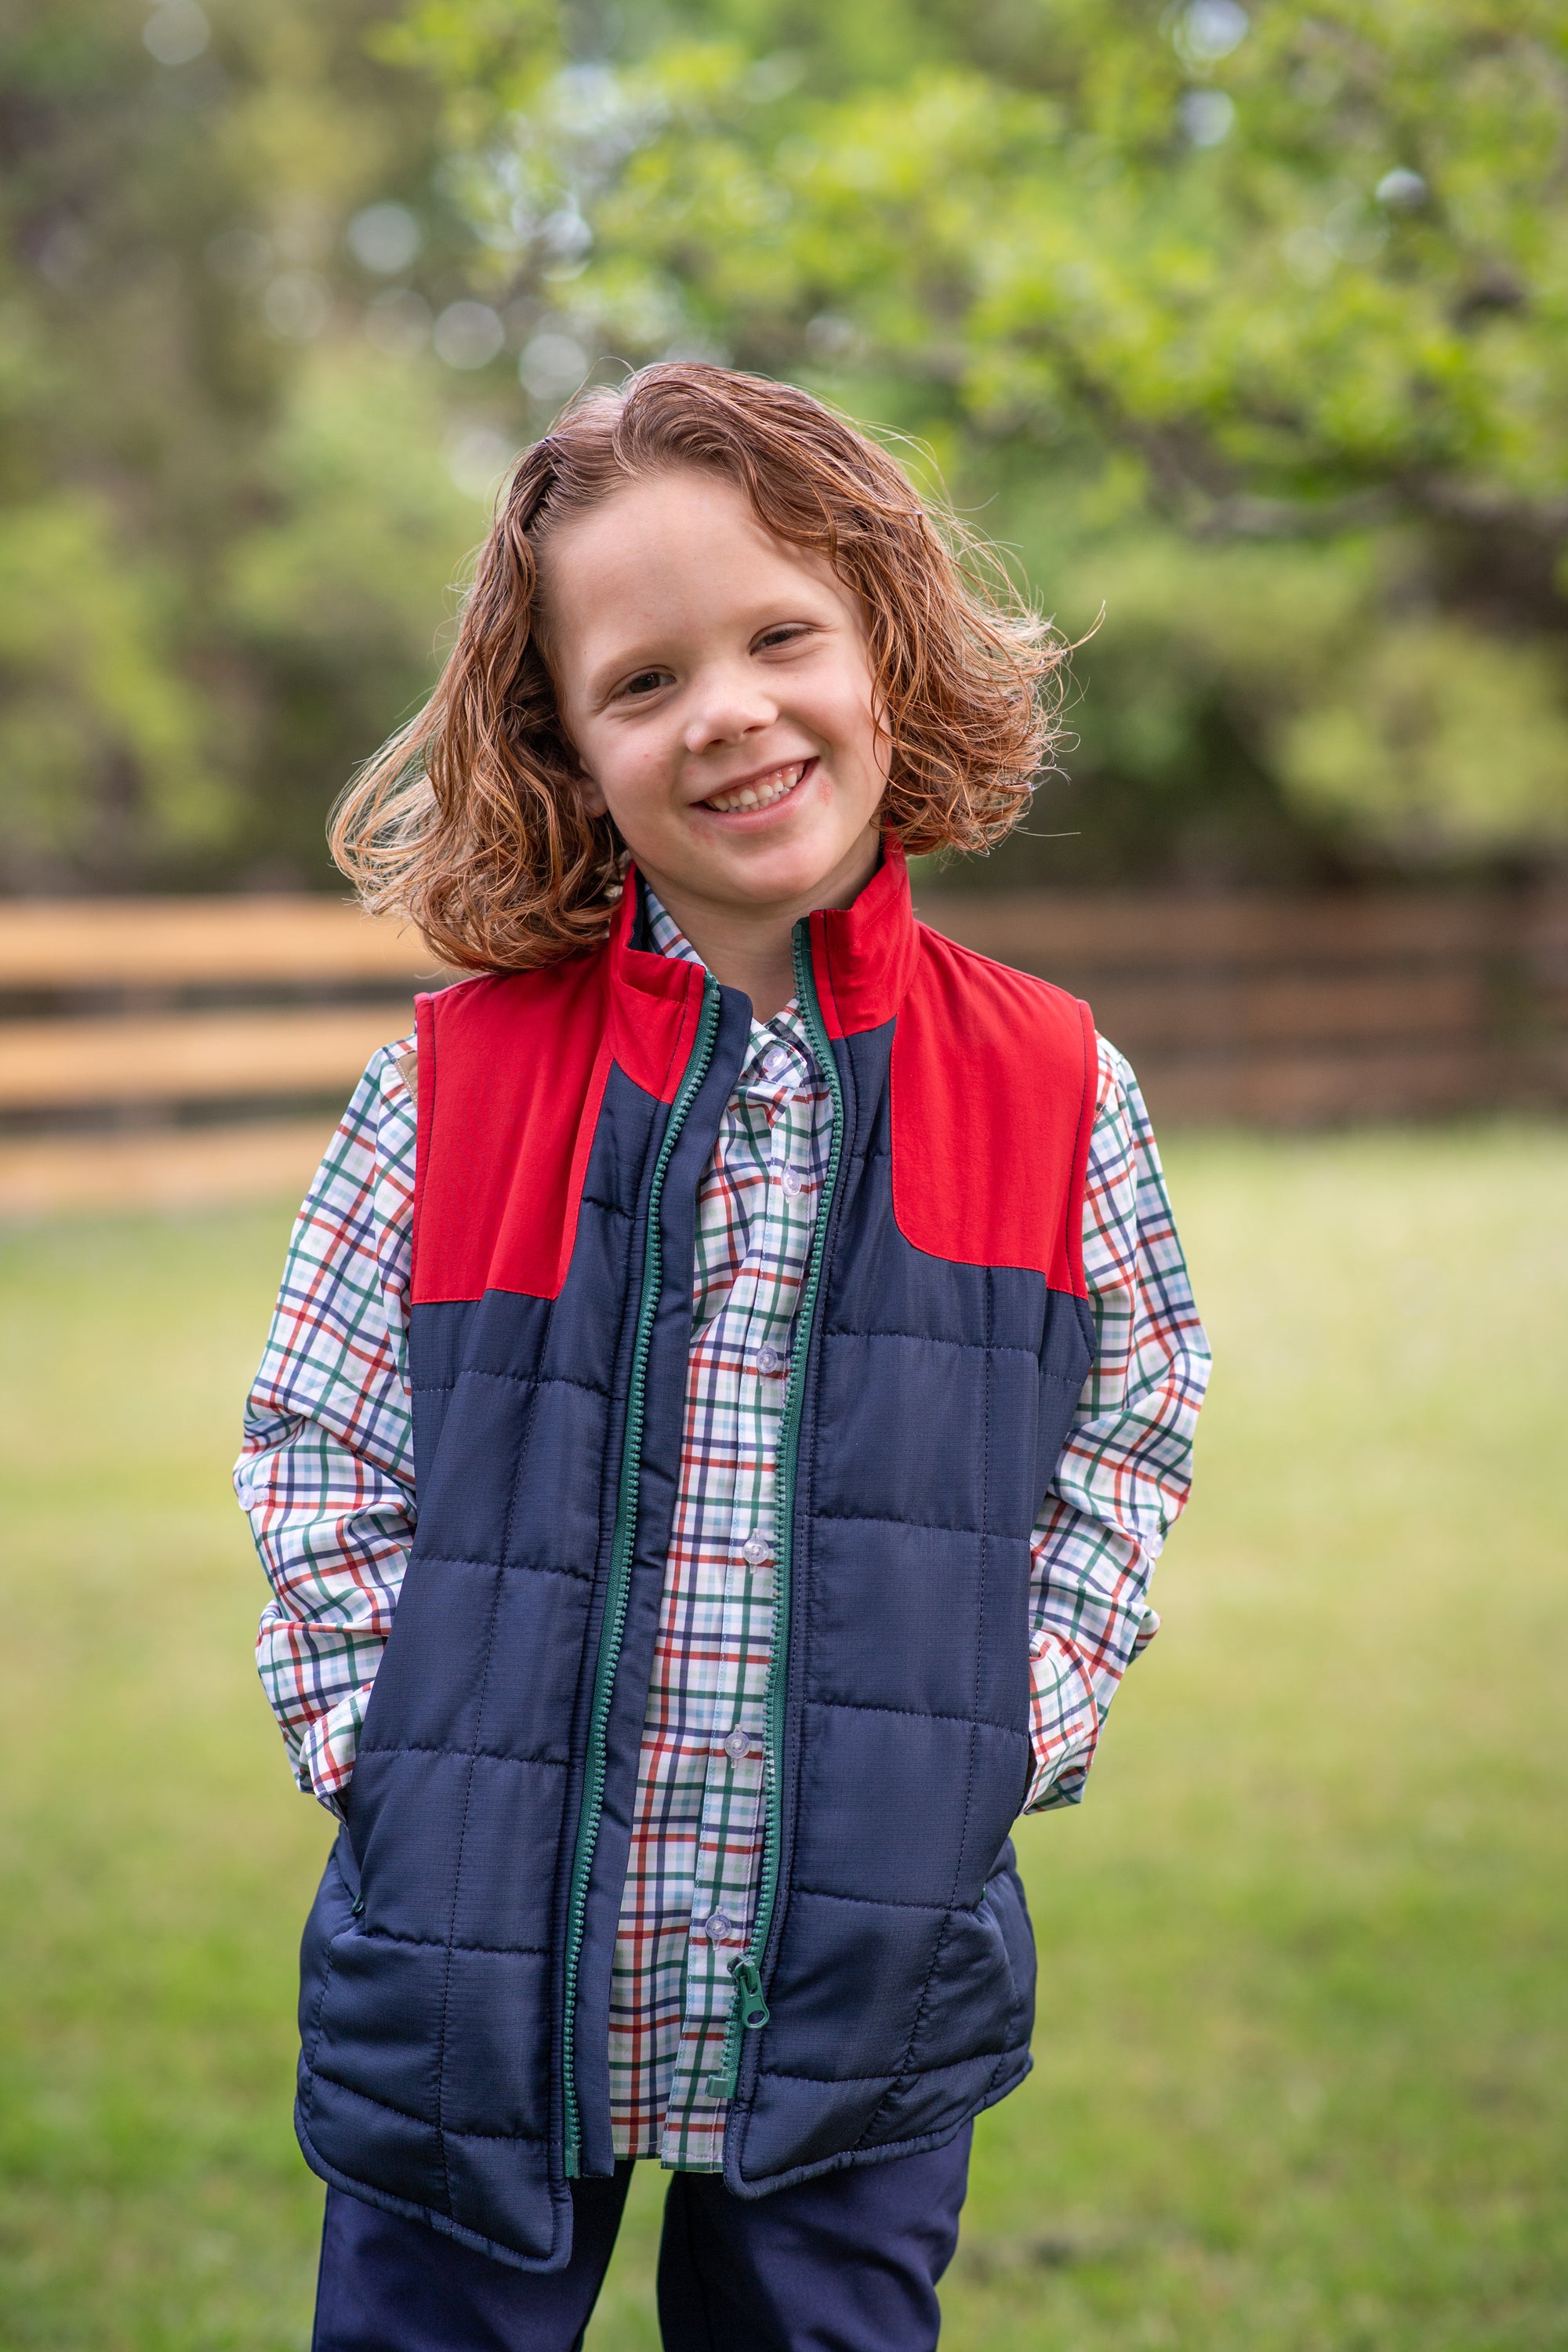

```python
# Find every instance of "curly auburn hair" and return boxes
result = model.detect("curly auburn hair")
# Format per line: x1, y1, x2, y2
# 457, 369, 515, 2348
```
330, 362, 1062, 972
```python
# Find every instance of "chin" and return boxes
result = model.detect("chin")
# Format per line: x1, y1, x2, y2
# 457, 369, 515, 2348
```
714, 837, 853, 902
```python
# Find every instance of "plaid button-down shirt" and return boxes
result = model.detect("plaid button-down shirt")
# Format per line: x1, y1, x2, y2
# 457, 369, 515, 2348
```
236, 895, 1209, 2169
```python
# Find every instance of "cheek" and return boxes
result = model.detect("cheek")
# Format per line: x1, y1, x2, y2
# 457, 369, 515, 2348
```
838, 670, 891, 787
581, 728, 673, 826
811, 657, 887, 776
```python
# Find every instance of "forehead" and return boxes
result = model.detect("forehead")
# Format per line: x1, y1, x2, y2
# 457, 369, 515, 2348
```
542, 467, 851, 670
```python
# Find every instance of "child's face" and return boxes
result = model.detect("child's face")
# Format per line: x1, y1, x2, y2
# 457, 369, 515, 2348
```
546, 467, 890, 923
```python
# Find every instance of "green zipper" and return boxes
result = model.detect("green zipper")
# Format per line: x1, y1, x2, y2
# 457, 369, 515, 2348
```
561, 971, 721, 2178
706, 919, 846, 2104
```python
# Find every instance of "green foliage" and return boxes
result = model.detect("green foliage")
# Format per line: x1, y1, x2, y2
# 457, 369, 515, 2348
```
2, 0, 1566, 884
217, 347, 485, 868
0, 0, 484, 889
1282, 618, 1568, 850
2, 1130, 1566, 2342
0, 495, 222, 867
398, 0, 1568, 876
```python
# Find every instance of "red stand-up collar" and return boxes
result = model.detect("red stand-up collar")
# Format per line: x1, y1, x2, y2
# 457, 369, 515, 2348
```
808, 837, 920, 1040
605, 837, 919, 1083
605, 874, 707, 1104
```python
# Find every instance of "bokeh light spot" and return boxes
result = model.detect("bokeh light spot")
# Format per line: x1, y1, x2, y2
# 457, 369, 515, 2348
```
347, 204, 423, 276
1180, 89, 1236, 147
143, 1, 209, 66
433, 302, 506, 370
262, 272, 331, 342
519, 329, 589, 400
1176, 1, 1249, 68
1376, 168, 1428, 211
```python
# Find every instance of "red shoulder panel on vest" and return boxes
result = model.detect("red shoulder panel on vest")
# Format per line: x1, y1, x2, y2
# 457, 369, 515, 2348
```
412, 959, 609, 1305
890, 927, 1096, 1296
412, 890, 705, 1305
411, 902, 705, 1305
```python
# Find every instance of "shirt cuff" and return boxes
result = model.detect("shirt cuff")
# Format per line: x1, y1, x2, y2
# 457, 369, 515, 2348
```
294, 1690, 367, 1817
1022, 1631, 1100, 1813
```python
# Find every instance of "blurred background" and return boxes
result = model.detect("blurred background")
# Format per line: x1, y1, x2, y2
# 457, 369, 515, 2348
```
1, 2, 1564, 2345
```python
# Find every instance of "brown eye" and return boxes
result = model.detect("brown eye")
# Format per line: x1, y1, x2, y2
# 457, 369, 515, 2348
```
622, 670, 666, 698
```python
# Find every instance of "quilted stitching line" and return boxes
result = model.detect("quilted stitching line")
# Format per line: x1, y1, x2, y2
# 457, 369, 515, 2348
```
355, 1741, 569, 1766
430, 1557, 507, 2218
855, 1269, 993, 2149
355, 1929, 552, 1956
310, 2069, 550, 2142
800, 1698, 1025, 1732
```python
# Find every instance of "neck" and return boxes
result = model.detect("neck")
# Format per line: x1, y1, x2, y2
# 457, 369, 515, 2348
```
641, 828, 881, 1022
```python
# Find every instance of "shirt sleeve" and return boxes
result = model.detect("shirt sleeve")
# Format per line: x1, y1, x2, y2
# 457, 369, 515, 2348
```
233, 1038, 418, 1813
1022, 1036, 1210, 1813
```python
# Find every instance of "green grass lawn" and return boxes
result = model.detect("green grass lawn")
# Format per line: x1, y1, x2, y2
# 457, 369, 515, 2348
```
1, 1127, 1565, 2350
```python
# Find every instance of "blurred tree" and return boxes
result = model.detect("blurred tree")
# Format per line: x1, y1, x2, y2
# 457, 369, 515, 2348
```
396, 0, 1568, 882
3, 0, 1564, 889
0, 0, 491, 889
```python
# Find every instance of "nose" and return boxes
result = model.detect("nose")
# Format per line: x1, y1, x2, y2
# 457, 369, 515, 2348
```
682, 662, 778, 757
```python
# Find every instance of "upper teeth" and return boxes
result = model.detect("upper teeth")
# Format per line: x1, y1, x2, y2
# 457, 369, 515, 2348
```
704, 762, 806, 814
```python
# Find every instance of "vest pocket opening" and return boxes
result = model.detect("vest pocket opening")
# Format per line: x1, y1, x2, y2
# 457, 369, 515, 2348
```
332, 1827, 364, 1915
980, 1862, 1036, 2045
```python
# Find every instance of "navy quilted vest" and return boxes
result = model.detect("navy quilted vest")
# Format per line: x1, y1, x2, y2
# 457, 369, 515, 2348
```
294, 844, 1098, 2270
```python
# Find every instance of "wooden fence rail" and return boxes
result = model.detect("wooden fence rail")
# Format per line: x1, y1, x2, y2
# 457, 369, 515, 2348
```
923, 889, 1566, 1127
0, 896, 430, 989
1, 887, 1563, 1214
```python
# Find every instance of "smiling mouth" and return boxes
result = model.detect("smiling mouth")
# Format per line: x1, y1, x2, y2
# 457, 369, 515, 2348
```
699, 759, 812, 815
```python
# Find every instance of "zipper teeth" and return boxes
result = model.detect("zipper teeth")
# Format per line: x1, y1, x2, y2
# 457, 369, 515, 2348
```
561, 975, 721, 2175
713, 920, 846, 2100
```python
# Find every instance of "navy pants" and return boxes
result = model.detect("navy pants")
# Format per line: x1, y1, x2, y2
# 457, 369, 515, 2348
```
312, 2123, 972, 2351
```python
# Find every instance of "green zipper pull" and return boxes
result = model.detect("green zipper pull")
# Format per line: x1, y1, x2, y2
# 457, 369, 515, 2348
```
731, 1958, 771, 2030
704, 1959, 771, 2100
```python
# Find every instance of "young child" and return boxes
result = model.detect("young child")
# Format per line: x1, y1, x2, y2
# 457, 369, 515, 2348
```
235, 362, 1209, 2351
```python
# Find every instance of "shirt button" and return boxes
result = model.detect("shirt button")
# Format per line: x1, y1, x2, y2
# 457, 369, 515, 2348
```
755, 1344, 782, 1374
722, 1728, 753, 1763
742, 1535, 772, 1566
703, 1911, 733, 1943
779, 1167, 803, 1197
763, 1049, 788, 1080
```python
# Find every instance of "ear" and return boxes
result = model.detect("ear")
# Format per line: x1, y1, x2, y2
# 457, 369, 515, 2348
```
575, 766, 609, 819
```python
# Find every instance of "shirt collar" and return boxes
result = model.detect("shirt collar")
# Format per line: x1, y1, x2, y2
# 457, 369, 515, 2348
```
608, 837, 917, 1073
641, 883, 813, 1080
640, 884, 711, 975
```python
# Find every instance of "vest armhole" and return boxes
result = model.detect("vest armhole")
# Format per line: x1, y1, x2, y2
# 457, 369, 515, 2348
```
408, 994, 438, 1294
1061, 999, 1099, 1301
